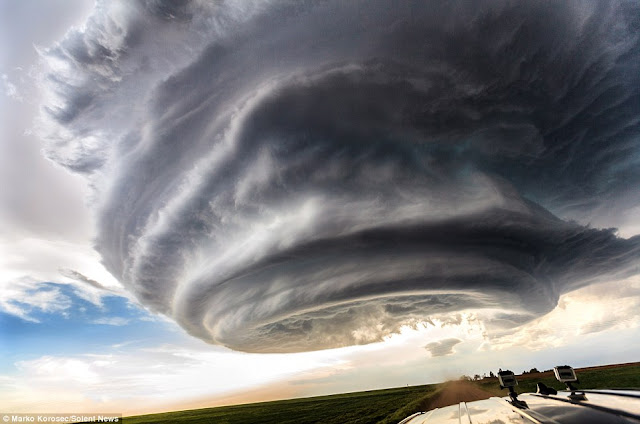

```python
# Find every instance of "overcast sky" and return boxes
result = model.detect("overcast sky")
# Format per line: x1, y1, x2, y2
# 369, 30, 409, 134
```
1, 0, 640, 415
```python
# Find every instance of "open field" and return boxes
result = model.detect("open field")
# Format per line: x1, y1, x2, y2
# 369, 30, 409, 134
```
122, 362, 640, 424
122, 384, 440, 424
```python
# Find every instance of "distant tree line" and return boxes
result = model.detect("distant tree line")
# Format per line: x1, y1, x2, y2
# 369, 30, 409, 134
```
459, 367, 544, 381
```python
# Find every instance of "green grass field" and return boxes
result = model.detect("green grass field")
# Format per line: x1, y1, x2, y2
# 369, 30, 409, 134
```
122, 362, 639, 424
123, 384, 440, 424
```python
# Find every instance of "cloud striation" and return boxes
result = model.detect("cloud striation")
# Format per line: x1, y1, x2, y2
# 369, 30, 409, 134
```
39, 0, 640, 352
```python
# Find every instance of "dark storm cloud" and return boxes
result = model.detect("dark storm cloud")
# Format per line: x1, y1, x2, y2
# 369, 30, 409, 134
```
40, 0, 640, 352
425, 338, 462, 357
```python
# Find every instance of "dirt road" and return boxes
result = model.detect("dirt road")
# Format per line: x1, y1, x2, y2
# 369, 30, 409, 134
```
426, 380, 495, 409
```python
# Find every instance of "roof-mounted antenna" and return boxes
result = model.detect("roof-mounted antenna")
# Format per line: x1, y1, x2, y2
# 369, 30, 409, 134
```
554, 365, 587, 401
497, 370, 528, 409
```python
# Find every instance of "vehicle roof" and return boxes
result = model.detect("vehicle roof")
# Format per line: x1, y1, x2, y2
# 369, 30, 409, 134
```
400, 389, 640, 424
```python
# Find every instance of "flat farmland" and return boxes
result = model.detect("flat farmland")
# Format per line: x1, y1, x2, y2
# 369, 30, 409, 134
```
121, 362, 640, 424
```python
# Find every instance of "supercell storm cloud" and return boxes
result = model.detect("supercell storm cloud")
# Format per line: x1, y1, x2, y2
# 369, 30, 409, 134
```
40, 0, 640, 352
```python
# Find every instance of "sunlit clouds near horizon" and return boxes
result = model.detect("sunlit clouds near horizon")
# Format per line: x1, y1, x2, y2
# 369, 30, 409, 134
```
2, 278, 638, 414
1, 0, 640, 415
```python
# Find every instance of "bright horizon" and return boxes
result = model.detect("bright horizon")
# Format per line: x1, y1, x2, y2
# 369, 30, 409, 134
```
1, 0, 640, 416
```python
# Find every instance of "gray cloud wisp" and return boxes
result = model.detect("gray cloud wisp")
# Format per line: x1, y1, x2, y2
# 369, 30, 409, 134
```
425, 338, 462, 357
39, 0, 640, 352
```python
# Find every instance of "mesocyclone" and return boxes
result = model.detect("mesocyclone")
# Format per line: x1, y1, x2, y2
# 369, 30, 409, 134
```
40, 0, 640, 352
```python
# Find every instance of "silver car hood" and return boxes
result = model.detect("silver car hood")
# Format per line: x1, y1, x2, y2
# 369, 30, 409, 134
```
399, 389, 640, 424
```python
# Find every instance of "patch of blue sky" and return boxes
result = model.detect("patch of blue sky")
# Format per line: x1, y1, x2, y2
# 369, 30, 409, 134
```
0, 283, 182, 374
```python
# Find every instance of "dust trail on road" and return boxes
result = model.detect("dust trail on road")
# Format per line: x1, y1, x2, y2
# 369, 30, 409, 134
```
426, 380, 495, 409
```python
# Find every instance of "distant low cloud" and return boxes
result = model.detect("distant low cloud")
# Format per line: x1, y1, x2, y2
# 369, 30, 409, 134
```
59, 268, 112, 292
0, 278, 71, 322
39, 0, 640, 352
91, 317, 129, 326
425, 338, 462, 357
2, 345, 334, 414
